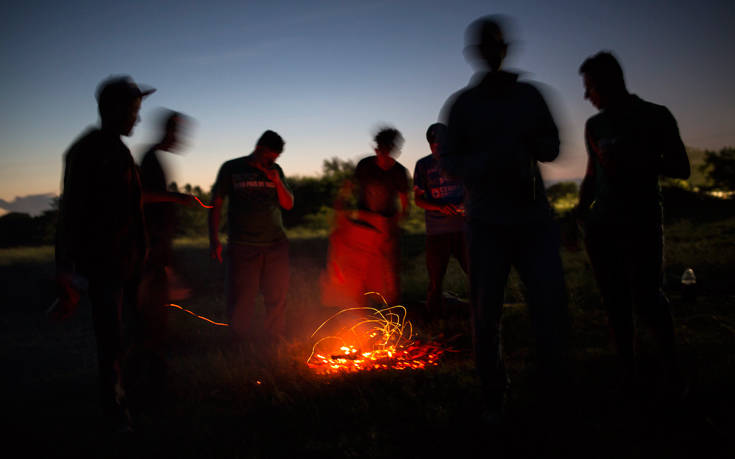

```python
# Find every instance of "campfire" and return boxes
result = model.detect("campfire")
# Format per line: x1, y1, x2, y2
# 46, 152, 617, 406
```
307, 293, 447, 374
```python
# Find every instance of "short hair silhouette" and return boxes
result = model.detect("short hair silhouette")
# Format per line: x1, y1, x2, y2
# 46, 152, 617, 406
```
161, 110, 183, 132
374, 127, 404, 153
579, 51, 627, 96
463, 15, 512, 71
256, 130, 285, 153
426, 123, 447, 144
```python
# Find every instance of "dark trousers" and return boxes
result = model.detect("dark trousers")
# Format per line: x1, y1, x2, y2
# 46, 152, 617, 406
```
226, 239, 289, 340
425, 231, 468, 315
87, 274, 138, 423
584, 221, 675, 377
466, 219, 568, 410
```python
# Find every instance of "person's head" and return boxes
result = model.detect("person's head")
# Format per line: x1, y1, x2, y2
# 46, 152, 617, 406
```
155, 110, 190, 152
373, 127, 404, 157
579, 51, 628, 110
254, 130, 285, 166
96, 75, 155, 136
464, 16, 510, 72
425, 123, 447, 156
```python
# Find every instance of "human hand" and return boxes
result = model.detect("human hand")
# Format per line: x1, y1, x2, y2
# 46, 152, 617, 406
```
49, 272, 81, 320
252, 160, 280, 182
210, 240, 223, 263
439, 204, 461, 216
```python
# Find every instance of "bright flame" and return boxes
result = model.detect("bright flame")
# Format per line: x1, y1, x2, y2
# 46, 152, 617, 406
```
307, 292, 446, 373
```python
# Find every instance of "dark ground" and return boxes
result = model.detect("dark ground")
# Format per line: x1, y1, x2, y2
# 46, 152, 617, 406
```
2, 193, 734, 458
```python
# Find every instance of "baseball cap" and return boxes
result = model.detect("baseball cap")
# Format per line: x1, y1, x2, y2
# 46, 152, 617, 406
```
96, 75, 155, 108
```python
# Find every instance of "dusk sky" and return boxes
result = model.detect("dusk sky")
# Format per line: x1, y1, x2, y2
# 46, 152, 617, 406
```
2, 0, 734, 203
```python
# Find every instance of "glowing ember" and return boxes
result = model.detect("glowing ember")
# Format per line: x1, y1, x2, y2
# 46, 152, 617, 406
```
307, 292, 446, 374
167, 303, 229, 326
194, 196, 214, 208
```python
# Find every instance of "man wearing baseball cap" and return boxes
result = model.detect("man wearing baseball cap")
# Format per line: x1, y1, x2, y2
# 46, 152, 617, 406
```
55, 75, 154, 433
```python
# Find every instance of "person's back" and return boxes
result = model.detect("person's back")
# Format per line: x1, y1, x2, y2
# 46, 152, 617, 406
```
442, 71, 559, 224
438, 16, 568, 424
59, 127, 146, 279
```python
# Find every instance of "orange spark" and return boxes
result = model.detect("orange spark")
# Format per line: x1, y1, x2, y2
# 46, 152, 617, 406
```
167, 303, 229, 326
194, 196, 214, 208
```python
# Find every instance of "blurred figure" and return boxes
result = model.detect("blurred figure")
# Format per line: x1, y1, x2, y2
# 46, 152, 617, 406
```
413, 123, 468, 320
209, 130, 294, 343
439, 17, 568, 423
55, 75, 154, 432
575, 51, 690, 394
322, 127, 410, 307
134, 110, 195, 402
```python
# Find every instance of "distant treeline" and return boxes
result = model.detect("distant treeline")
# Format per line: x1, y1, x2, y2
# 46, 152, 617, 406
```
1, 148, 733, 248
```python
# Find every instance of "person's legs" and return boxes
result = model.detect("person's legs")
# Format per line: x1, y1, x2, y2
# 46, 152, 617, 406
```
467, 221, 512, 413
261, 238, 290, 340
630, 224, 678, 383
425, 233, 452, 318
585, 223, 635, 376
226, 243, 263, 338
514, 219, 569, 406
88, 275, 130, 428
450, 230, 469, 274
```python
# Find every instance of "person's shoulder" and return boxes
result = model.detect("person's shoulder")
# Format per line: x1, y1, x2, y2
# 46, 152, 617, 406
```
415, 154, 433, 170
140, 147, 159, 166
393, 160, 409, 174
632, 95, 674, 120
355, 156, 375, 170
439, 84, 476, 122
585, 110, 606, 130
221, 155, 251, 170
68, 127, 100, 149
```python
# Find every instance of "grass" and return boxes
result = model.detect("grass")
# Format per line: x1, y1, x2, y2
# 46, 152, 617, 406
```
3, 193, 735, 458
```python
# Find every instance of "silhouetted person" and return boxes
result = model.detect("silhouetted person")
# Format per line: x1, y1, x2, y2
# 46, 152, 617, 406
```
439, 17, 568, 423
353, 127, 410, 304
576, 51, 690, 394
209, 130, 294, 343
413, 123, 468, 319
55, 75, 154, 433
134, 110, 195, 402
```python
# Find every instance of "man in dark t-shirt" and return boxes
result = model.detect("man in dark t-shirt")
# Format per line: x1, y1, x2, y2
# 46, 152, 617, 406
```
321, 128, 409, 307
209, 130, 294, 341
413, 123, 467, 319
352, 127, 409, 304
576, 52, 690, 393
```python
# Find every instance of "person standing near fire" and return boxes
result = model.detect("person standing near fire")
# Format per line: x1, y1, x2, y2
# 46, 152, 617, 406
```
439, 16, 569, 425
55, 75, 154, 433
134, 109, 196, 403
321, 127, 409, 308
575, 51, 690, 396
209, 130, 294, 343
413, 122, 468, 320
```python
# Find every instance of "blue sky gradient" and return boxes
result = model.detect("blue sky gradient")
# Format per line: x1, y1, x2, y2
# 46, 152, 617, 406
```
2, 0, 733, 201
